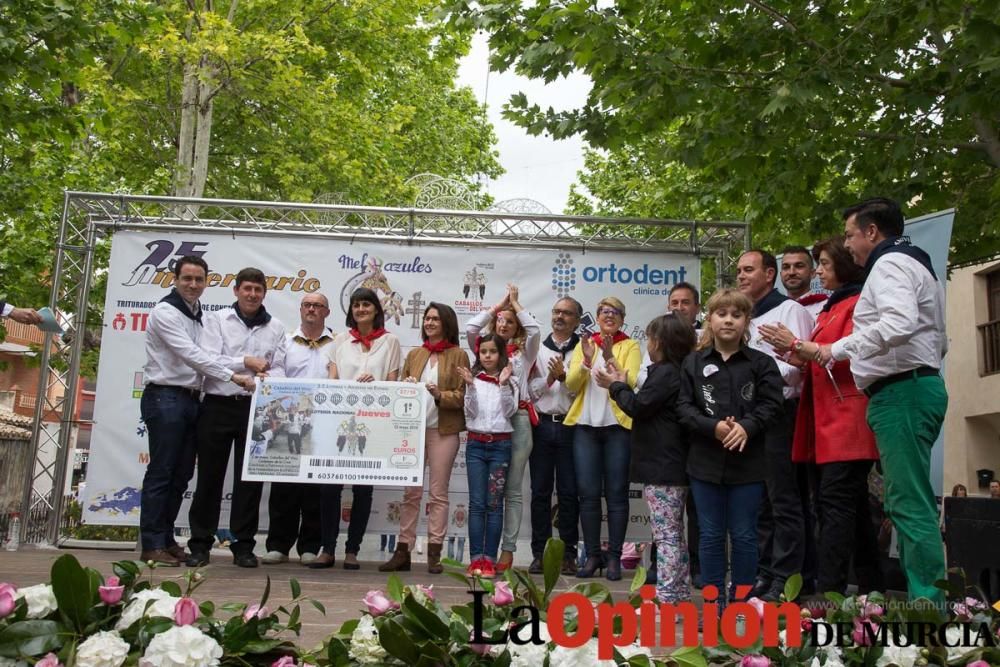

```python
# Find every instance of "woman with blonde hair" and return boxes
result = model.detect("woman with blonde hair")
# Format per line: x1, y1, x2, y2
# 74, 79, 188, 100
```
465, 284, 540, 571
564, 296, 641, 580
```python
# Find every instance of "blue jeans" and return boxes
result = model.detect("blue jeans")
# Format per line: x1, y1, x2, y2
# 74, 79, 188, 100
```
573, 424, 630, 558
690, 478, 764, 601
139, 385, 200, 551
466, 438, 511, 561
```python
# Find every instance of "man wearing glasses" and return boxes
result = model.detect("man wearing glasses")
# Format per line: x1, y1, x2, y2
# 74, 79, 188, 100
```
526, 297, 583, 574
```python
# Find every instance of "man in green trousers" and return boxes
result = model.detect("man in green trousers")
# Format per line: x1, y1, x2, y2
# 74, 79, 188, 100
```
812, 197, 948, 608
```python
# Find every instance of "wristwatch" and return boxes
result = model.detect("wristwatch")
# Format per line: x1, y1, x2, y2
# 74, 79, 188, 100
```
793, 339, 805, 353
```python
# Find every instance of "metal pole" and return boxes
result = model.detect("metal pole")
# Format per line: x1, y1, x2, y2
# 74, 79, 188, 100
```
20, 193, 71, 542
45, 219, 97, 544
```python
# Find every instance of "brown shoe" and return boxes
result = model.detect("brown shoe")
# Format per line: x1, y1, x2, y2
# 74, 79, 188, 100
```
343, 553, 360, 570
379, 543, 410, 572
140, 549, 181, 567
561, 557, 578, 575
427, 543, 443, 574
308, 552, 336, 569
166, 544, 189, 561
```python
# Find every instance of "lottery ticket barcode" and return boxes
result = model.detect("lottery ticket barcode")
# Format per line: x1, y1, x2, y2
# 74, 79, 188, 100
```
308, 458, 383, 469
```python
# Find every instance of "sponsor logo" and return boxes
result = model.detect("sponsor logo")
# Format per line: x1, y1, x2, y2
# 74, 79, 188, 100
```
550, 252, 577, 297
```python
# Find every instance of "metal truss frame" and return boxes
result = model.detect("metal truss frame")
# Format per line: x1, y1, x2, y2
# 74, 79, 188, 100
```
24, 191, 749, 542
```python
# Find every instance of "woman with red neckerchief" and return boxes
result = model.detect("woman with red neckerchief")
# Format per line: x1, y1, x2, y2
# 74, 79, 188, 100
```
564, 296, 641, 581
381, 302, 470, 574
310, 287, 401, 570
465, 284, 540, 572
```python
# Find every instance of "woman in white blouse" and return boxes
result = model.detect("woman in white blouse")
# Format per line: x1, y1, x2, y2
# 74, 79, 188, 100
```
309, 288, 401, 570
465, 284, 540, 572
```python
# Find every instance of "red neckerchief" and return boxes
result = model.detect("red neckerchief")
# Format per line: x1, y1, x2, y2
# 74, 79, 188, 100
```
591, 331, 629, 346
423, 339, 456, 354
797, 293, 828, 306
506, 342, 519, 356
350, 327, 386, 349
476, 372, 501, 385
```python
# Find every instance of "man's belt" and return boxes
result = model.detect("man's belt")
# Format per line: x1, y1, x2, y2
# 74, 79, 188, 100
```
145, 383, 200, 399
204, 392, 253, 402
467, 431, 512, 443
536, 411, 566, 423
863, 366, 939, 398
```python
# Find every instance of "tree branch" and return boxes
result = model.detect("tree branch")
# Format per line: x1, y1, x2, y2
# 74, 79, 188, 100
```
746, 0, 824, 52
856, 130, 988, 154
971, 115, 1000, 168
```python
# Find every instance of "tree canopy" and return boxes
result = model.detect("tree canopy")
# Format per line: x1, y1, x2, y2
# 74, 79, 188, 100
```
1, 0, 501, 322
452, 0, 1000, 261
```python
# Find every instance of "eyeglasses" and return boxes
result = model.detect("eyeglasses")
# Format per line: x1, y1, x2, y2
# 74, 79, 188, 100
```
598, 307, 623, 317
551, 308, 578, 317
301, 303, 327, 310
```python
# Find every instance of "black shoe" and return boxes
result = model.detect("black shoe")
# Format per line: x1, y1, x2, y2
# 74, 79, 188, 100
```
185, 552, 210, 567
605, 557, 622, 581
759, 583, 784, 602
645, 567, 657, 585
576, 555, 605, 578
528, 558, 543, 574
233, 553, 259, 568
749, 576, 773, 598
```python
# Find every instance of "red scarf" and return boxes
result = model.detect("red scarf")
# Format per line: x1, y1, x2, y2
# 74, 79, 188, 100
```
423, 339, 456, 354
350, 327, 386, 349
476, 371, 501, 384
591, 331, 629, 345
797, 293, 828, 306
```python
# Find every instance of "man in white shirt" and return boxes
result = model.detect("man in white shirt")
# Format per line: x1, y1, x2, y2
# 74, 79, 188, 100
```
138, 256, 255, 566
527, 297, 582, 574
186, 267, 288, 568
813, 197, 948, 606
261, 293, 334, 566
780, 245, 828, 318
738, 249, 815, 600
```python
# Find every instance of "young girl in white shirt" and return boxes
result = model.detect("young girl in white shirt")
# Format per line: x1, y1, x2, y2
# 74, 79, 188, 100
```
458, 333, 518, 578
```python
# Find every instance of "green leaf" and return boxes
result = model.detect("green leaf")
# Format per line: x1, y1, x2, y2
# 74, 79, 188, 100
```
290, 578, 301, 599
783, 573, 802, 602
50, 554, 95, 632
542, 537, 565, 599
387, 574, 405, 602
258, 575, 271, 608
379, 618, 421, 663
670, 645, 707, 667
310, 598, 326, 615
0, 620, 69, 658
159, 580, 182, 597
401, 595, 450, 640
630, 566, 646, 594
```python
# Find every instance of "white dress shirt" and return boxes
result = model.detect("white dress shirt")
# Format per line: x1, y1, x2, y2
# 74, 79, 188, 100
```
528, 336, 577, 416
143, 299, 233, 390
277, 327, 336, 379
464, 375, 519, 434
325, 331, 401, 380
200, 306, 288, 396
0, 303, 14, 317
421, 361, 440, 428
831, 253, 947, 390
748, 298, 815, 399
465, 309, 541, 400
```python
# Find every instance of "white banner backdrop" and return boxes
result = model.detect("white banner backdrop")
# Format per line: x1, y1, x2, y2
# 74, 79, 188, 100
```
82, 230, 699, 543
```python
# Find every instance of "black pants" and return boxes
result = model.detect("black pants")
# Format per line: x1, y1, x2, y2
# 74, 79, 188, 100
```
529, 418, 579, 558
318, 484, 373, 554
816, 459, 883, 593
265, 482, 321, 556
286, 432, 302, 454
187, 395, 262, 556
686, 491, 700, 575
757, 398, 808, 584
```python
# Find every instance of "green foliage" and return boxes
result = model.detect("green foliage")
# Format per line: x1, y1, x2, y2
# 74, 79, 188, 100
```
454, 0, 1000, 263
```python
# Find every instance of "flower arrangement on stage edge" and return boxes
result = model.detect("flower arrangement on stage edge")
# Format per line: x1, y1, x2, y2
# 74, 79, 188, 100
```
2, 541, 999, 667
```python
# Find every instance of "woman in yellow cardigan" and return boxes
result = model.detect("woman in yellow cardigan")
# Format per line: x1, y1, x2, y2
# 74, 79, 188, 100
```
564, 296, 641, 581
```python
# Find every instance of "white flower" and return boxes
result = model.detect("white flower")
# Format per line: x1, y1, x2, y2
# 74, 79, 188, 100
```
116, 589, 181, 630
810, 653, 847, 667
508, 623, 551, 667
875, 637, 920, 667
0, 658, 28, 667
15, 584, 57, 619
139, 625, 222, 667
349, 615, 389, 665
944, 625, 981, 664
77, 630, 130, 667
549, 638, 641, 666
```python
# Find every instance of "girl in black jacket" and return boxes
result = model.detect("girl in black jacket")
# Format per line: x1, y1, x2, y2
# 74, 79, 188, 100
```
676, 288, 783, 605
596, 313, 697, 603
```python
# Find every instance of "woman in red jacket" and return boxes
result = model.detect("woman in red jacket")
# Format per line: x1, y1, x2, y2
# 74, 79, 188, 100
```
760, 238, 883, 595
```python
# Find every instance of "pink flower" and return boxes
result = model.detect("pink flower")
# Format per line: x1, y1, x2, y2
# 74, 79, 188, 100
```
36, 653, 62, 667
800, 617, 813, 632
362, 590, 398, 617
746, 597, 767, 619
0, 583, 15, 597
740, 655, 770, 667
271, 657, 297, 667
852, 619, 880, 646
469, 630, 493, 656
243, 602, 270, 621
173, 597, 198, 626
966, 661, 990, 667
954, 597, 986, 620
0, 590, 15, 619
492, 581, 514, 606
99, 576, 125, 605
415, 584, 434, 601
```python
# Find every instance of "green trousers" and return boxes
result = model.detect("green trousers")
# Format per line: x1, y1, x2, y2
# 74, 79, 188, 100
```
866, 373, 947, 607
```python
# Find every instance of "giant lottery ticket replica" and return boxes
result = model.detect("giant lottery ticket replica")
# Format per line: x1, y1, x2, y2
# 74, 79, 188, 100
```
242, 377, 427, 487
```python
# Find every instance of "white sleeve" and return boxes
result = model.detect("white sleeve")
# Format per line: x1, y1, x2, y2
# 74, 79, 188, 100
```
201, 314, 246, 370
773, 303, 814, 388
518, 310, 541, 365
464, 381, 479, 419
832, 259, 921, 362
152, 309, 233, 382
465, 310, 491, 351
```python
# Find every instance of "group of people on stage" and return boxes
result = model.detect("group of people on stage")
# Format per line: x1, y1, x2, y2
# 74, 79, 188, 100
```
135, 196, 949, 608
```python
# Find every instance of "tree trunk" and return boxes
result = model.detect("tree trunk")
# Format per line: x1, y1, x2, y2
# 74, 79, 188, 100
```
173, 55, 216, 218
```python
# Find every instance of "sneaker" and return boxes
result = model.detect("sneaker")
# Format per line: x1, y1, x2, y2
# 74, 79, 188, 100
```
528, 558, 543, 574
479, 559, 496, 578
299, 552, 318, 565
466, 558, 484, 577
261, 550, 289, 565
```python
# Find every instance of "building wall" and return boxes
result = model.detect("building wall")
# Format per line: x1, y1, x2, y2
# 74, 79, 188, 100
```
943, 261, 1000, 495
